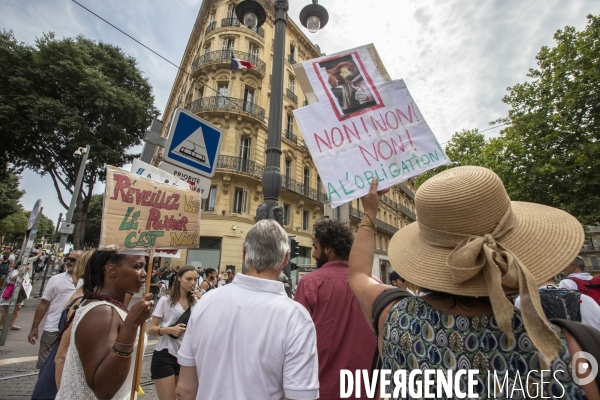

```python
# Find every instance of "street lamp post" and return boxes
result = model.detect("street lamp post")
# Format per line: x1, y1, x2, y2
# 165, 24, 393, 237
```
235, 0, 328, 225
57, 145, 90, 255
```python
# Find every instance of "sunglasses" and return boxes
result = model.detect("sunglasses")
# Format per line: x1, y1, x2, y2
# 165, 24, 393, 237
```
66, 257, 78, 262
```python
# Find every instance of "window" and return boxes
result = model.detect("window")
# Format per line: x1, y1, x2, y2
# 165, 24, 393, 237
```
233, 188, 248, 214
222, 38, 234, 53
285, 159, 292, 179
304, 97, 309, 106
209, 14, 215, 24
197, 87, 203, 100
244, 87, 255, 112
202, 186, 217, 211
226, 5, 235, 19
239, 137, 251, 172
286, 115, 294, 134
288, 78, 296, 93
217, 82, 229, 108
248, 44, 260, 62
591, 256, 599, 270
187, 237, 222, 271
303, 210, 309, 230
283, 204, 291, 225
332, 206, 339, 220
303, 168, 310, 196
317, 175, 322, 200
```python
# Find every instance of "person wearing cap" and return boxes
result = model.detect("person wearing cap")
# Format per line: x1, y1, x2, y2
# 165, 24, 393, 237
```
559, 256, 600, 306
388, 270, 408, 291
348, 167, 597, 398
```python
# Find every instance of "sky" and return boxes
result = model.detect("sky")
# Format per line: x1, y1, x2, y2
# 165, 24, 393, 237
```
2, 0, 599, 228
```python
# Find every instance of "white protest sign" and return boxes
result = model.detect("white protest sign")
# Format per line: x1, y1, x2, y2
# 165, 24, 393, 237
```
293, 45, 449, 208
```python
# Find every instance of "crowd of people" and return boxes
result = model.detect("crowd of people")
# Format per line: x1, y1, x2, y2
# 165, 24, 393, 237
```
2, 165, 599, 399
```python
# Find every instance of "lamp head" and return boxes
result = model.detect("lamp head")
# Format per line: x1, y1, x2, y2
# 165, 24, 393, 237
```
300, 0, 329, 33
235, 0, 267, 29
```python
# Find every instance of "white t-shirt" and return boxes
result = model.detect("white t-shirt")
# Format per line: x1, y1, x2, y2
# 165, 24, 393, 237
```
178, 273, 319, 400
559, 272, 595, 290
152, 295, 186, 356
41, 272, 83, 332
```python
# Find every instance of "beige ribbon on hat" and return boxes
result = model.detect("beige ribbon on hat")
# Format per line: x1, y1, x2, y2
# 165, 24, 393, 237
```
419, 206, 561, 362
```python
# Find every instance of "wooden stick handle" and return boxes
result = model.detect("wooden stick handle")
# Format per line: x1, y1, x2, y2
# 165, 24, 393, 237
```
130, 249, 155, 400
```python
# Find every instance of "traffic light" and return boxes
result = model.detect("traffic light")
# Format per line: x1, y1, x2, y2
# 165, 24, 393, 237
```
289, 237, 300, 259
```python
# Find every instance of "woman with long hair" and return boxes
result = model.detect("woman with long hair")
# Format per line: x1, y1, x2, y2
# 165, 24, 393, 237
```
148, 265, 201, 400
55, 251, 152, 400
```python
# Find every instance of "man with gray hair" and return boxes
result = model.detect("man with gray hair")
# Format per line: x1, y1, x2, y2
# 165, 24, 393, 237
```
176, 220, 319, 400
560, 255, 600, 306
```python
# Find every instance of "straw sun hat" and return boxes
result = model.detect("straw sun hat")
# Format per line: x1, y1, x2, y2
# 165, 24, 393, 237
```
388, 166, 584, 361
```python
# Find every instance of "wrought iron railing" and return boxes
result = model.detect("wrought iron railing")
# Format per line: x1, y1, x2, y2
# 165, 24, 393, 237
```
216, 156, 326, 203
285, 89, 298, 104
399, 182, 415, 199
349, 206, 364, 219
191, 50, 266, 74
221, 17, 240, 27
250, 26, 265, 37
205, 21, 216, 35
282, 175, 327, 202
284, 129, 297, 144
185, 96, 266, 121
217, 156, 264, 179
379, 195, 416, 220
349, 207, 399, 234
288, 54, 297, 64
375, 220, 399, 235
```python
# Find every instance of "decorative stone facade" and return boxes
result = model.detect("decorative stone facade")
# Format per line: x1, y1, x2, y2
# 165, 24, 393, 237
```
155, 0, 417, 280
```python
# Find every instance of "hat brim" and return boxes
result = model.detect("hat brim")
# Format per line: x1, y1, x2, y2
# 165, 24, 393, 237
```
388, 202, 584, 296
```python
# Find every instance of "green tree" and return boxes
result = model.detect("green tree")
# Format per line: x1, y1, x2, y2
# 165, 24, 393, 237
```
0, 173, 24, 220
0, 211, 28, 247
68, 194, 103, 248
0, 31, 158, 249
491, 15, 600, 224
415, 129, 489, 187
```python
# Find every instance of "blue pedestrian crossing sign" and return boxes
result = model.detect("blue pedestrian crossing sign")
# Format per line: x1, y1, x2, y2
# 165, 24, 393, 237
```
163, 108, 223, 178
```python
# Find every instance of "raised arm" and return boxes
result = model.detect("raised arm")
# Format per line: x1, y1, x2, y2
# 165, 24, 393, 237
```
348, 179, 392, 324
75, 295, 152, 399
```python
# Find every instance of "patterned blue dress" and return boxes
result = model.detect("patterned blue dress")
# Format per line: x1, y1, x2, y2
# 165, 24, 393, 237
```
381, 296, 586, 399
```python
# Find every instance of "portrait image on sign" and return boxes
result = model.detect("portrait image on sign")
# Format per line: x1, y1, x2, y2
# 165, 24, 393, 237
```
314, 52, 384, 121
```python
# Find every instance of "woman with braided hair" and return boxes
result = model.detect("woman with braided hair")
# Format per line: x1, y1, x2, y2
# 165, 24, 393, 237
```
55, 251, 153, 400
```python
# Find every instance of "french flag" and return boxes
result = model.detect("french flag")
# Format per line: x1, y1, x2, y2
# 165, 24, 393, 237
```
231, 55, 255, 70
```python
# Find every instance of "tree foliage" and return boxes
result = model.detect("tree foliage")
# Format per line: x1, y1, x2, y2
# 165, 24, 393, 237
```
0, 31, 158, 249
0, 210, 54, 246
68, 194, 103, 249
415, 16, 600, 224
0, 173, 24, 220
415, 129, 489, 187
491, 15, 600, 224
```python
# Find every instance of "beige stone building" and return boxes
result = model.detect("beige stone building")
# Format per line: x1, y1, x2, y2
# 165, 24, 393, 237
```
581, 225, 600, 276
154, 0, 416, 282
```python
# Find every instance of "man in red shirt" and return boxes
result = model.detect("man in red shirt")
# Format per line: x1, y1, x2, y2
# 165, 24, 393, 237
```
294, 218, 378, 400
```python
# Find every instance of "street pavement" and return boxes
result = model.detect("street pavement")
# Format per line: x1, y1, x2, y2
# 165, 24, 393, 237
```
0, 274, 160, 399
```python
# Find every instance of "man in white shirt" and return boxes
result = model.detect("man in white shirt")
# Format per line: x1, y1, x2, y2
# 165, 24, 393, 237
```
27, 250, 82, 369
176, 220, 319, 400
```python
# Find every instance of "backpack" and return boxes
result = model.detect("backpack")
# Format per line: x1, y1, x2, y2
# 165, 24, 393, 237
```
569, 276, 600, 306
0, 262, 8, 277
538, 287, 582, 322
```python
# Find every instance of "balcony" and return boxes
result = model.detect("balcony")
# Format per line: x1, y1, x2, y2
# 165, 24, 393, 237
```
380, 195, 417, 220
205, 21, 216, 36
399, 182, 415, 199
185, 96, 265, 122
282, 175, 328, 203
288, 54, 297, 64
349, 207, 399, 235
221, 17, 240, 28
250, 26, 265, 37
285, 89, 298, 104
217, 156, 264, 180
284, 129, 298, 144
191, 50, 266, 75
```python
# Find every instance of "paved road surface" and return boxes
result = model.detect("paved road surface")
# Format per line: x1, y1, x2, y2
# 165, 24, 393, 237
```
0, 273, 160, 399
